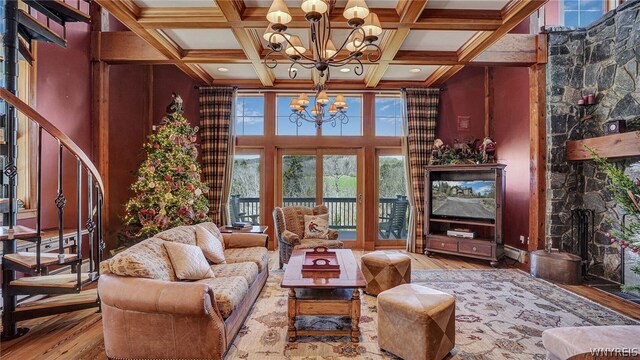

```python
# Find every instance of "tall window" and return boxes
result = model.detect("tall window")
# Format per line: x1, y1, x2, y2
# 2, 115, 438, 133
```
322, 96, 362, 136
276, 95, 362, 136
375, 95, 403, 136
235, 95, 264, 136
563, 0, 605, 27
276, 95, 316, 136
229, 154, 261, 224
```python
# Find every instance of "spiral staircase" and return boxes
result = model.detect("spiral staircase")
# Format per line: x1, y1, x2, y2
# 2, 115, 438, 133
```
1, 0, 104, 340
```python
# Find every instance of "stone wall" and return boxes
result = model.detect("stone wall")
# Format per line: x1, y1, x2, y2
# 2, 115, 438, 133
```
546, 0, 640, 282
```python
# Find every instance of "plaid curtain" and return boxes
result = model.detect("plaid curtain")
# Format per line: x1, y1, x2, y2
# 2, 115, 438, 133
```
401, 87, 440, 254
199, 86, 236, 226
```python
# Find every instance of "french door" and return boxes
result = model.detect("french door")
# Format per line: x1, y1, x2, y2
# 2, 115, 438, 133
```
276, 149, 364, 249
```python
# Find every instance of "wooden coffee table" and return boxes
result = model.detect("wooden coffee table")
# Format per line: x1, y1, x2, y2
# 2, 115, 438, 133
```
281, 249, 366, 343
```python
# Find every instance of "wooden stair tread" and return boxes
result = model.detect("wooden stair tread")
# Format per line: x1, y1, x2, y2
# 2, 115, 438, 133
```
10, 272, 97, 288
4, 252, 78, 269
16, 289, 98, 312
40, 227, 88, 240
0, 225, 38, 241
17, 9, 66, 48
24, 0, 90, 24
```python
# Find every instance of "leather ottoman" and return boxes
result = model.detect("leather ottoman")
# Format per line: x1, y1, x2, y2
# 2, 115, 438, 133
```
377, 284, 455, 360
361, 252, 411, 295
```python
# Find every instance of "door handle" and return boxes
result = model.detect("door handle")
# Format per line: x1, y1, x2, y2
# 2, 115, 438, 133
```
358, 193, 363, 204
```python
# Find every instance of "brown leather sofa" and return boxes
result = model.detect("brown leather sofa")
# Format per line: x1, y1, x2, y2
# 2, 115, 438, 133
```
98, 223, 269, 360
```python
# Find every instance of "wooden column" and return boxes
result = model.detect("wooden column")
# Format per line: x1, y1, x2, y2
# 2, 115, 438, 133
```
528, 64, 547, 254
90, 2, 111, 248
362, 93, 376, 251
263, 92, 276, 250
484, 67, 494, 137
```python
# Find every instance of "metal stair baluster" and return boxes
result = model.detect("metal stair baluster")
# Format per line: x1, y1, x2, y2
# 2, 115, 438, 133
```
76, 158, 82, 289
56, 142, 66, 263
87, 171, 94, 273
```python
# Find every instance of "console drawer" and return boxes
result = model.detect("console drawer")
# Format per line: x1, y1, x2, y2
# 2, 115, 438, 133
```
429, 238, 458, 252
459, 242, 493, 257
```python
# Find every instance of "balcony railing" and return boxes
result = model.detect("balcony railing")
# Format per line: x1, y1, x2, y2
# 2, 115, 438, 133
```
231, 196, 408, 239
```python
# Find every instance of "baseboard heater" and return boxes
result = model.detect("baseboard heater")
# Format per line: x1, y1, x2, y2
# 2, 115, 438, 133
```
504, 245, 527, 263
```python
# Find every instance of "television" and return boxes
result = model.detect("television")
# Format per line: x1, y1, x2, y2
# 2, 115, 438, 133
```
430, 177, 496, 222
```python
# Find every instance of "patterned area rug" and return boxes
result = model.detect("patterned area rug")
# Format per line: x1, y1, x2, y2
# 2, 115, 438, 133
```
226, 269, 637, 359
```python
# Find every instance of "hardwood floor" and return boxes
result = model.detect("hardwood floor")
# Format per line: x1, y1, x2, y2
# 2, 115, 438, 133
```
2, 251, 639, 359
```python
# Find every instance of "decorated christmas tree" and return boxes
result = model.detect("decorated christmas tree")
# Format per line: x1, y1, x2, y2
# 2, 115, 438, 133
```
121, 94, 209, 246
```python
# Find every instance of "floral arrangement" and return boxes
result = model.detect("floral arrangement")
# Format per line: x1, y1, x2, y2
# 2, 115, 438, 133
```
120, 94, 209, 245
588, 147, 640, 292
430, 137, 496, 165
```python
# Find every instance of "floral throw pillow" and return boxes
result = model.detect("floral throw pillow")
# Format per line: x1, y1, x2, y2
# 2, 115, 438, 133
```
303, 214, 329, 240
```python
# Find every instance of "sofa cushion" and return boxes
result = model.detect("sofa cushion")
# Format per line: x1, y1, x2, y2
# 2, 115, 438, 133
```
108, 238, 177, 281
224, 247, 270, 273
296, 238, 344, 249
195, 224, 226, 264
197, 222, 226, 249
155, 226, 197, 245
303, 214, 329, 239
164, 242, 215, 280
197, 276, 248, 319
211, 262, 258, 284
542, 326, 640, 360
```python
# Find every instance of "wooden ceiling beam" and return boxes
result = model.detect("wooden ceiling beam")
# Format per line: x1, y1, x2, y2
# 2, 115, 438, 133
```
132, 6, 502, 31
396, 0, 429, 24
209, 78, 425, 90
425, 0, 547, 86
137, 7, 226, 28
94, 0, 212, 84
219, 0, 274, 86
364, 28, 410, 88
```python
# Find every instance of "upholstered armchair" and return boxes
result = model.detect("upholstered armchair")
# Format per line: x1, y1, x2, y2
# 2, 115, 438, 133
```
273, 204, 344, 268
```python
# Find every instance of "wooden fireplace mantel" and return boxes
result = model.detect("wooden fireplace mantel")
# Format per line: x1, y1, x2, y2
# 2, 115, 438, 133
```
566, 131, 640, 161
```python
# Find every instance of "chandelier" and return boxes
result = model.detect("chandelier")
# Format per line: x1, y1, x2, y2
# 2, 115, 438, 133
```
263, 0, 382, 81
289, 84, 348, 128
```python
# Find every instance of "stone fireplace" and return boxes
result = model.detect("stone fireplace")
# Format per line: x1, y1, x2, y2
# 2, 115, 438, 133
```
546, 0, 640, 283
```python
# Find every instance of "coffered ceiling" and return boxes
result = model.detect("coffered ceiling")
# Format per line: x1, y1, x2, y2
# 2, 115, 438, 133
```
95, 0, 547, 88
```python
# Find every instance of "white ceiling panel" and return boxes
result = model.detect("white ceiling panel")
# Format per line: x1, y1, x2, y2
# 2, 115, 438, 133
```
134, 0, 217, 8
244, 0, 397, 8
400, 30, 476, 51
426, 0, 509, 10
271, 64, 313, 81
381, 65, 439, 81
163, 29, 241, 49
201, 64, 259, 79
329, 64, 370, 80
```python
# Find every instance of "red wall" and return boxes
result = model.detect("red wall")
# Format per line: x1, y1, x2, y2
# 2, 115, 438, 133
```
105, 65, 199, 248
437, 67, 486, 145
492, 67, 531, 250
30, 20, 92, 231
438, 66, 531, 250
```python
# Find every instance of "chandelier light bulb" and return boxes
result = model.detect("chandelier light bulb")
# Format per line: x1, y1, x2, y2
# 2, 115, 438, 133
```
263, 24, 290, 43
285, 35, 307, 57
317, 90, 329, 105
362, 13, 382, 37
343, 0, 369, 23
267, 0, 292, 25
298, 93, 310, 106
301, 0, 328, 15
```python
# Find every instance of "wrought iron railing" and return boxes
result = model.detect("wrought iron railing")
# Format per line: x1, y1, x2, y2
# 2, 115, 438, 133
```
233, 196, 408, 233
